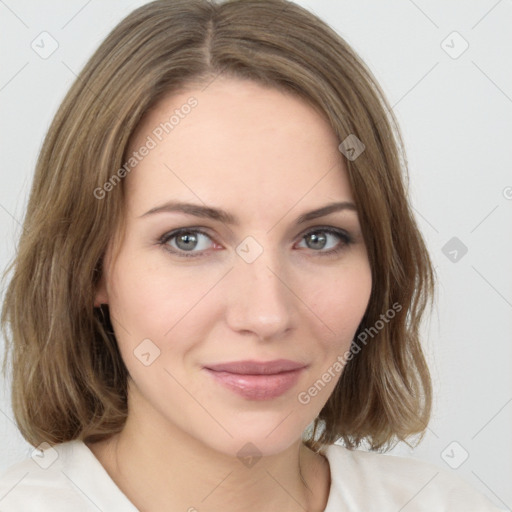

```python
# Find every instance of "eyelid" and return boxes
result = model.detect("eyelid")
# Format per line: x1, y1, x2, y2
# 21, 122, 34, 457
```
157, 226, 218, 250
296, 225, 353, 250
296, 224, 350, 238
158, 224, 353, 259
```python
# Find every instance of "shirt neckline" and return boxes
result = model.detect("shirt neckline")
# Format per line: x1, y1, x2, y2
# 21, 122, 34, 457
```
65, 439, 340, 511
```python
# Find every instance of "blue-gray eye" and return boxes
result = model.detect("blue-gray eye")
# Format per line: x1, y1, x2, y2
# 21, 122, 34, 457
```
163, 229, 213, 254
296, 227, 352, 256
158, 226, 352, 259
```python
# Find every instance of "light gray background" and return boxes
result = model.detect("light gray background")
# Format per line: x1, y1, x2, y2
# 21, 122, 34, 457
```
1, 0, 511, 509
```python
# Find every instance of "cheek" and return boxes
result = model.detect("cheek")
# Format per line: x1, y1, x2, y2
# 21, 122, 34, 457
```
105, 251, 226, 376
294, 263, 371, 408
107, 252, 205, 334
307, 260, 372, 345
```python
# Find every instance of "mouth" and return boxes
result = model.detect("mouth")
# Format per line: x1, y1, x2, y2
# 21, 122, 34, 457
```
204, 359, 307, 375
203, 359, 308, 400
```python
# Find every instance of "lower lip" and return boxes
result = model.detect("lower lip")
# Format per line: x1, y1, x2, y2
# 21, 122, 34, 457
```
204, 368, 305, 400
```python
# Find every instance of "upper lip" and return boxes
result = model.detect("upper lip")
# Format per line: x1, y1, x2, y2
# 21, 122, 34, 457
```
204, 359, 307, 375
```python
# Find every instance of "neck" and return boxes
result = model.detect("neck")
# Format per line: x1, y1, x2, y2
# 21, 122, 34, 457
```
87, 386, 330, 512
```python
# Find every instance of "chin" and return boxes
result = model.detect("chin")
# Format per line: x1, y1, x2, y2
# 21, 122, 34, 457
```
193, 419, 307, 460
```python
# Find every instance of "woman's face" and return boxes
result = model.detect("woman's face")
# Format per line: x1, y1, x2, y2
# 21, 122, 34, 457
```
95, 76, 372, 457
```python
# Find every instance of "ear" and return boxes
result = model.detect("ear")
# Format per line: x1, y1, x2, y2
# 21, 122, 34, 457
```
94, 268, 109, 307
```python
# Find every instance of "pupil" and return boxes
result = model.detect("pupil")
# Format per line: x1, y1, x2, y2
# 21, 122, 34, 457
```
177, 233, 197, 251
308, 232, 326, 250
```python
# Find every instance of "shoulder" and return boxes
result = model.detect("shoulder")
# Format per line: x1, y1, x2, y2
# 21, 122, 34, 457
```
323, 443, 505, 511
0, 440, 136, 512
0, 441, 87, 511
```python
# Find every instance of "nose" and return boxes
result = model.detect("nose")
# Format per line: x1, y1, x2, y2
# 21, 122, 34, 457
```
224, 249, 297, 341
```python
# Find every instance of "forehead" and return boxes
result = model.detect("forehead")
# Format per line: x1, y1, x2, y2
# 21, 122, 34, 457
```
124, 77, 353, 219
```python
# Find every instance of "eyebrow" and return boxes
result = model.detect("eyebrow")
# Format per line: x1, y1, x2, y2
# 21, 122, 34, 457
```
139, 200, 357, 225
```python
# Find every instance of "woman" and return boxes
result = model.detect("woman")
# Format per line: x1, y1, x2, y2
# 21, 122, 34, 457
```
0, 0, 504, 510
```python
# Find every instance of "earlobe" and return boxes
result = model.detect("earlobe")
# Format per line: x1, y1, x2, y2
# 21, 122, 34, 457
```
93, 271, 109, 307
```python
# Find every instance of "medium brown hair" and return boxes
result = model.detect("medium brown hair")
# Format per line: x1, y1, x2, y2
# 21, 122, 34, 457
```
1, 0, 435, 453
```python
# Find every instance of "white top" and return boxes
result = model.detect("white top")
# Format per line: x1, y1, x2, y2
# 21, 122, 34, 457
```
0, 440, 505, 511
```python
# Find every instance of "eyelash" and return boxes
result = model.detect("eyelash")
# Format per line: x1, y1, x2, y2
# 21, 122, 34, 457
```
157, 226, 353, 259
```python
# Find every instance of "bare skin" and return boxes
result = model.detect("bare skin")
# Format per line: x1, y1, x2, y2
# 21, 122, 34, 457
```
90, 76, 372, 511
88, 427, 331, 512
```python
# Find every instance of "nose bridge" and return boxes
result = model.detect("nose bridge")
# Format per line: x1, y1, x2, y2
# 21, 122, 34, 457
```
225, 240, 295, 338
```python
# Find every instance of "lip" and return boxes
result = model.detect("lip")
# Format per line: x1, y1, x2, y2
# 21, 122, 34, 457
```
203, 359, 308, 401
204, 359, 307, 375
